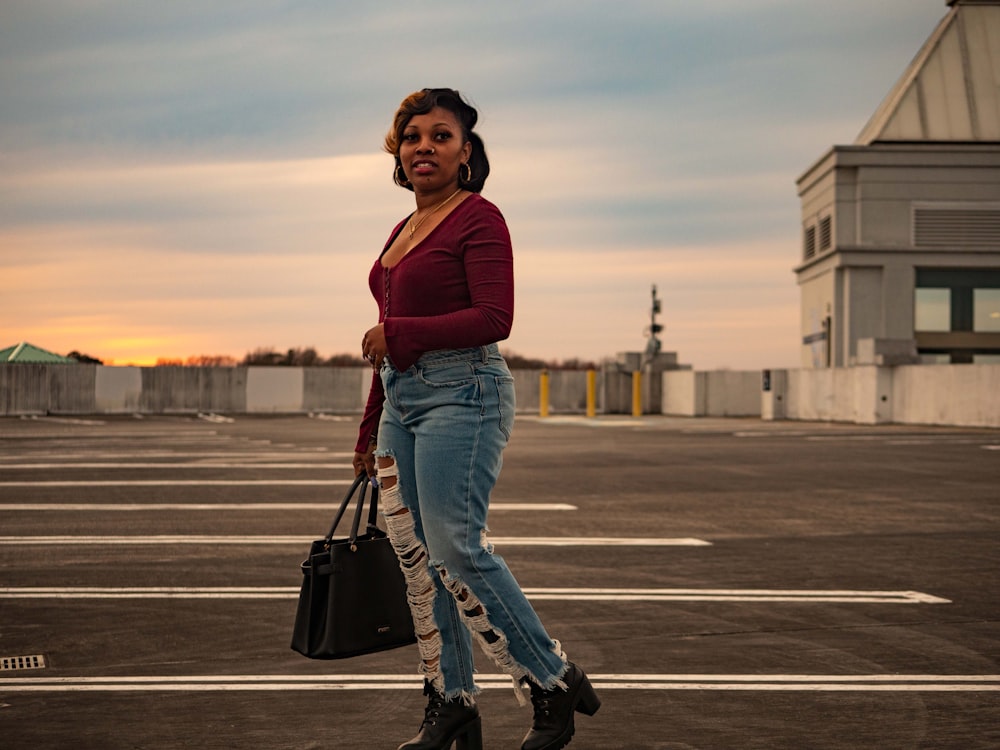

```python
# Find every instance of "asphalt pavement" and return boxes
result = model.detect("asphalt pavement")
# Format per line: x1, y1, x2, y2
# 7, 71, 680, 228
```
0, 413, 998, 749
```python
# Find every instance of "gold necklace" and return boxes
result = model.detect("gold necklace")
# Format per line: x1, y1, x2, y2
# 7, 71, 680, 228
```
408, 188, 463, 239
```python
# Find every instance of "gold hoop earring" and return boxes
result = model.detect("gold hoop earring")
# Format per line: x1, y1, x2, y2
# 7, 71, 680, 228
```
395, 164, 410, 187
460, 162, 473, 184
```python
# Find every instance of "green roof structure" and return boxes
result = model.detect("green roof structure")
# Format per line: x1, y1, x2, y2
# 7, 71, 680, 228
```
0, 342, 77, 364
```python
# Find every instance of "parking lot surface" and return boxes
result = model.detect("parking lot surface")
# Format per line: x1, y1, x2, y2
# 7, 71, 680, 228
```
0, 414, 998, 749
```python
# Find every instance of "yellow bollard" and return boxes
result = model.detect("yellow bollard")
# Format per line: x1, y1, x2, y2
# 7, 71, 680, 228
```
632, 370, 642, 417
539, 369, 550, 418
586, 369, 596, 418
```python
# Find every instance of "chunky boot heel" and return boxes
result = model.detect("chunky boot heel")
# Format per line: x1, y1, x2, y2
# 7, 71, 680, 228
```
398, 681, 482, 750
454, 715, 483, 750
521, 662, 601, 750
574, 675, 601, 717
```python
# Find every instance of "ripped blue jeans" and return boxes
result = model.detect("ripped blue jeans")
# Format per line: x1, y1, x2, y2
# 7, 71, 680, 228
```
375, 344, 567, 703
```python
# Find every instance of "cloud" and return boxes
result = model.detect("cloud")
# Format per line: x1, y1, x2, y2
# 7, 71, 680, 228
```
1, 221, 378, 364
0, 0, 949, 369
1, 154, 402, 362
2, 152, 398, 248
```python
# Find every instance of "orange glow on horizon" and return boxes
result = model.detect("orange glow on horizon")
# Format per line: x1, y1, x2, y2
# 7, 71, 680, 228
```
9, 329, 218, 368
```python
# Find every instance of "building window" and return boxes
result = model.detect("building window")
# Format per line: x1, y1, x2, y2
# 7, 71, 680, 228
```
914, 288, 951, 332
804, 226, 816, 259
914, 269, 1000, 363
819, 216, 832, 251
974, 289, 1000, 332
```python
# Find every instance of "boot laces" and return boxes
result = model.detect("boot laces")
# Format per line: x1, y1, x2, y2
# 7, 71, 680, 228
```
421, 682, 446, 727
529, 683, 557, 720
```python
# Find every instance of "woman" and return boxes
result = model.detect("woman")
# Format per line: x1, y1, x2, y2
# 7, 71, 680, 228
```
354, 88, 600, 750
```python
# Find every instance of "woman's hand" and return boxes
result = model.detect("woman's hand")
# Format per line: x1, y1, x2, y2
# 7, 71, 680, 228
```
353, 447, 375, 478
361, 323, 387, 370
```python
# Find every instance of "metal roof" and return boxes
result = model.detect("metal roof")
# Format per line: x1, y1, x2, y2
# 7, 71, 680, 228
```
0, 342, 77, 364
855, 0, 1000, 144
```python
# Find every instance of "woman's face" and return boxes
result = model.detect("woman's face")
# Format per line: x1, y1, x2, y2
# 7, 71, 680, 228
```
398, 106, 472, 193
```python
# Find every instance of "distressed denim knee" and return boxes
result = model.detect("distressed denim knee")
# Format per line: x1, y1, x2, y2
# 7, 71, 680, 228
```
376, 346, 567, 702
376, 451, 447, 692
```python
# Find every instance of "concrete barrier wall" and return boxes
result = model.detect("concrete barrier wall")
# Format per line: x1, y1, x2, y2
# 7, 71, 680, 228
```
304, 367, 369, 412
705, 371, 760, 416
513, 369, 590, 413
0, 364, 50, 415
139, 367, 199, 413
662, 370, 702, 415
203, 367, 248, 413
136, 367, 250, 414
95, 367, 141, 413
781, 367, 890, 423
549, 370, 589, 412
600, 370, 633, 414
2, 363, 997, 427
245, 367, 303, 413
0, 365, 591, 417
765, 364, 998, 427
785, 368, 841, 422
52, 364, 98, 414
662, 370, 760, 417
891, 364, 1000, 428
513, 370, 539, 412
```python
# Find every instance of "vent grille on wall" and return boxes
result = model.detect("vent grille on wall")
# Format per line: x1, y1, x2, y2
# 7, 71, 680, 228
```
804, 226, 817, 259
913, 205, 1000, 249
819, 216, 832, 251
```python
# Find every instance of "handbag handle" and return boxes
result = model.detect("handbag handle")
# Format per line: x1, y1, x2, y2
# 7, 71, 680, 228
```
324, 473, 381, 548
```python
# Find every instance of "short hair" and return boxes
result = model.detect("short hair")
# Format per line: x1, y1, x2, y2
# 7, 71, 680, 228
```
385, 88, 490, 193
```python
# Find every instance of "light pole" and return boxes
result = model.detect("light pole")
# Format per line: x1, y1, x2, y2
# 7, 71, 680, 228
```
644, 284, 663, 365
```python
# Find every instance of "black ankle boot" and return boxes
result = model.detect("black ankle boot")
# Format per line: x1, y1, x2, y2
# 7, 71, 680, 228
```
397, 681, 483, 750
521, 662, 601, 750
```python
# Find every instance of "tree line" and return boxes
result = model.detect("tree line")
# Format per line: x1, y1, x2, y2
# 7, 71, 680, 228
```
156, 348, 364, 368
64, 346, 598, 370
154, 347, 598, 370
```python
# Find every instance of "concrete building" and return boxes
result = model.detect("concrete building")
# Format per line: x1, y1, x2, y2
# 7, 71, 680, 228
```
795, 0, 1000, 367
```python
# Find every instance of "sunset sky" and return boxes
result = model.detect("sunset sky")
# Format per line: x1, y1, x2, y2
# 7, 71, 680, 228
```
1, 1, 947, 369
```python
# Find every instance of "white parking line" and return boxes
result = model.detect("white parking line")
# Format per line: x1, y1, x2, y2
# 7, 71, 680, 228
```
0, 535, 709, 546
0, 431, 219, 438
0, 463, 352, 469
0, 480, 350, 487
0, 502, 578, 512
0, 587, 948, 603
518, 417, 645, 426
0, 451, 349, 460
0, 674, 994, 692
521, 587, 950, 603
12, 416, 107, 425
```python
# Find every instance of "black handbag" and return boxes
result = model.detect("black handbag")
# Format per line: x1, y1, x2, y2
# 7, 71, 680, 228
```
290, 473, 416, 659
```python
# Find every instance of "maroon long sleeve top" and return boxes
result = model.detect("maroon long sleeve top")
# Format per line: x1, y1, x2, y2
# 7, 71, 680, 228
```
354, 194, 514, 452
